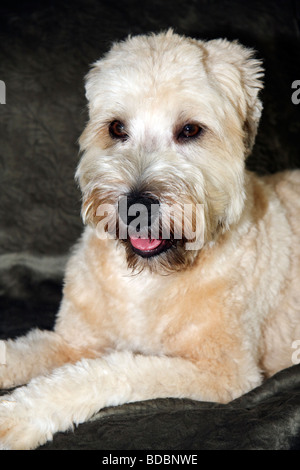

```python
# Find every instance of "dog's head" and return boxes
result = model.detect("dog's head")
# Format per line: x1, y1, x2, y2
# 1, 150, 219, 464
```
76, 30, 264, 274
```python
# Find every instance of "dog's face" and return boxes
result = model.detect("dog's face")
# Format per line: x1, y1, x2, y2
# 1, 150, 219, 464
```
76, 30, 263, 274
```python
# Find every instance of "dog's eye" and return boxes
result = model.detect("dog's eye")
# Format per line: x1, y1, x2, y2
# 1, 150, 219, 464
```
177, 124, 202, 141
109, 120, 128, 140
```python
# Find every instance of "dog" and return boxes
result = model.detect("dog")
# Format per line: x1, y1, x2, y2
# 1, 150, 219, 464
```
0, 30, 299, 450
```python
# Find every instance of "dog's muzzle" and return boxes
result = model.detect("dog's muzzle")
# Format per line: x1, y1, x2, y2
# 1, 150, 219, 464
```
118, 193, 173, 258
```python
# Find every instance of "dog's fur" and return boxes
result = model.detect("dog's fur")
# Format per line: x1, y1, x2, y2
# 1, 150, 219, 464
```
0, 30, 299, 449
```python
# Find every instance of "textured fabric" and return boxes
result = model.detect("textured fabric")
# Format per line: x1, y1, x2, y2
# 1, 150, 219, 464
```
39, 365, 300, 450
0, 0, 300, 450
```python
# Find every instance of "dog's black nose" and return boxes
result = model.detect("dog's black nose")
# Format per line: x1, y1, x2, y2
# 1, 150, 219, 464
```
118, 193, 160, 233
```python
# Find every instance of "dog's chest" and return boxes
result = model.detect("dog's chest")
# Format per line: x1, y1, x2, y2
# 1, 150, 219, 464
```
107, 273, 172, 353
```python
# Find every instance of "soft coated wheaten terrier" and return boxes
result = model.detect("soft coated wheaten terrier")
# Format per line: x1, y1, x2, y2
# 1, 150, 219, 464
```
0, 30, 300, 450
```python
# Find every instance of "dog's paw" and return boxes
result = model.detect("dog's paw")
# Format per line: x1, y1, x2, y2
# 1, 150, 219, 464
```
0, 394, 51, 450
0, 374, 13, 391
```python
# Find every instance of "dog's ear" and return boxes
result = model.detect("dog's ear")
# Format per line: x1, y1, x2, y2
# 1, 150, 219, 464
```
205, 39, 264, 156
78, 62, 106, 152
82, 62, 102, 112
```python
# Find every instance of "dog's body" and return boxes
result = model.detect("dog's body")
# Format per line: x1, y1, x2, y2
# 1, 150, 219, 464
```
0, 30, 299, 449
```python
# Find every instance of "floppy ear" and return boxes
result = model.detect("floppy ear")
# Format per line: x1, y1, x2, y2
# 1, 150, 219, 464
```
82, 61, 103, 110
205, 39, 264, 156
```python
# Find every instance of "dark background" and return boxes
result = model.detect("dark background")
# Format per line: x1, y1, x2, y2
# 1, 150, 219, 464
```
0, 0, 300, 450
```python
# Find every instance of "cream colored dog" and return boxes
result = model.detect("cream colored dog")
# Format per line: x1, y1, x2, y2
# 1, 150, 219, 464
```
0, 30, 299, 450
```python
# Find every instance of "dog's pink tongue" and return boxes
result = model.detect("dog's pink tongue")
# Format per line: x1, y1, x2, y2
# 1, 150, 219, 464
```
130, 237, 162, 251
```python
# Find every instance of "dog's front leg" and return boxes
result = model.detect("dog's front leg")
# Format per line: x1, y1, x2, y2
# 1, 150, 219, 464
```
0, 350, 259, 450
0, 329, 96, 389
